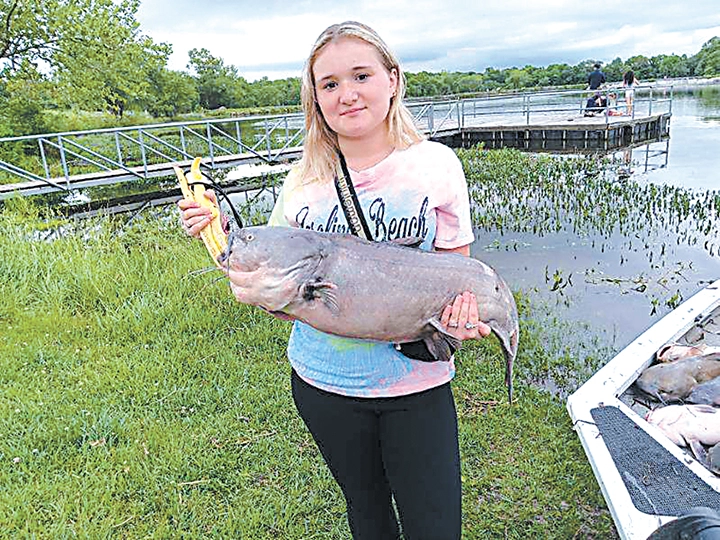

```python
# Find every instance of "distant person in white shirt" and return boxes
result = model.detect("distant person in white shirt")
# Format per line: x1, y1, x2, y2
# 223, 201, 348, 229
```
623, 70, 640, 115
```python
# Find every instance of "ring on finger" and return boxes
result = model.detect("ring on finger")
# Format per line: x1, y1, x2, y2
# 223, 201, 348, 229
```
465, 322, 478, 330
448, 321, 459, 328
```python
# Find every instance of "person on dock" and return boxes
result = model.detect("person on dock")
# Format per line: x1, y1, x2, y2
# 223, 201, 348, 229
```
584, 92, 607, 116
178, 20, 491, 540
623, 70, 640, 116
606, 91, 624, 116
587, 62, 606, 91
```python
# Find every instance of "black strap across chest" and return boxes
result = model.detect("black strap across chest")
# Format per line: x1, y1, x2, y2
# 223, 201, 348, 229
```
333, 151, 373, 240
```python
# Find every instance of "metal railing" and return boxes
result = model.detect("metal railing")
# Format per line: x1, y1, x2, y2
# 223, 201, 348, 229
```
0, 113, 306, 192
0, 86, 674, 195
440, 85, 673, 127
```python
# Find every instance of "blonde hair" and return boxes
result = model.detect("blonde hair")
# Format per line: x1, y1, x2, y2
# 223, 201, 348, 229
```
296, 21, 424, 184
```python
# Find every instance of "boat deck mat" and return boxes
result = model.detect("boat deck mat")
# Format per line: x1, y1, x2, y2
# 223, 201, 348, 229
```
590, 405, 720, 515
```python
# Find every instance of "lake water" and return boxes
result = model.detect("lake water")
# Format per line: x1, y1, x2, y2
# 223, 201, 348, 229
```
636, 86, 720, 192
472, 84, 720, 359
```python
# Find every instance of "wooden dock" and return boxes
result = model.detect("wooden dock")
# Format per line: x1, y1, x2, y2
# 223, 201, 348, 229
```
431, 112, 671, 153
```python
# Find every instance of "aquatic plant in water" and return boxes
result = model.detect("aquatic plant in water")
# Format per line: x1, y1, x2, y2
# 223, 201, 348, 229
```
460, 146, 719, 309
462, 147, 719, 250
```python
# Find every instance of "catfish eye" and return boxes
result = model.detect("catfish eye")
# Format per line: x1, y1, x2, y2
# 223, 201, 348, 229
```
245, 233, 254, 242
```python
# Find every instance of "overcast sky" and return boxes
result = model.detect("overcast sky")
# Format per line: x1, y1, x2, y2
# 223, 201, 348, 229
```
137, 0, 720, 81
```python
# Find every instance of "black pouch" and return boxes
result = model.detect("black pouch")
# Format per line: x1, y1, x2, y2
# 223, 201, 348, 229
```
397, 338, 459, 362
397, 341, 440, 362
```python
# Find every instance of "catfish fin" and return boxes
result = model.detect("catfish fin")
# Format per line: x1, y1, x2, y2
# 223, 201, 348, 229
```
317, 287, 340, 314
388, 236, 425, 249
689, 439, 708, 464
422, 332, 461, 362
263, 308, 296, 322
425, 319, 462, 362
694, 404, 718, 414
301, 279, 340, 314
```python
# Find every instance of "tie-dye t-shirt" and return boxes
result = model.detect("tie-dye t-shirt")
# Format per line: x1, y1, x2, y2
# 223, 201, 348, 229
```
267, 139, 474, 397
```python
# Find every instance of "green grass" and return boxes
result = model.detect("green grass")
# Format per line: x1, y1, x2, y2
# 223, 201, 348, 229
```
0, 204, 616, 538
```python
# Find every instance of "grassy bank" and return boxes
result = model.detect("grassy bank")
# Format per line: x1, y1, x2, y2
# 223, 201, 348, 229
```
0, 199, 616, 538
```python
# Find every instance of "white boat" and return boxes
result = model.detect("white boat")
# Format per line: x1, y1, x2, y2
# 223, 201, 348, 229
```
567, 279, 720, 539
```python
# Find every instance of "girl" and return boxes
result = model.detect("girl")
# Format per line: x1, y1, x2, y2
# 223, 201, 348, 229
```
180, 21, 489, 539
623, 70, 640, 116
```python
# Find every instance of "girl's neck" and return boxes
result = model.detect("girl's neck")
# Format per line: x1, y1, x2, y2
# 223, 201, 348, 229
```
338, 130, 395, 172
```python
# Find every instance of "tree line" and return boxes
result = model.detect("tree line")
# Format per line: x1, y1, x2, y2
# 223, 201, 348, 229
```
2, 0, 720, 137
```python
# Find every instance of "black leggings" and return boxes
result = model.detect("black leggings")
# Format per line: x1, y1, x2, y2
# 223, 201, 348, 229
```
291, 370, 461, 540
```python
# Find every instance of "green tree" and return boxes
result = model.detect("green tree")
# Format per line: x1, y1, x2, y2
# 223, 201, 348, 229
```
455, 73, 484, 94
506, 68, 531, 89
694, 37, 720, 77
281, 77, 302, 106
251, 76, 285, 107
143, 68, 199, 118
434, 71, 455, 95
654, 54, 690, 78
483, 67, 505, 88
62, 35, 170, 117
521, 65, 541, 87
0, 64, 51, 136
252, 77, 301, 107
187, 48, 240, 110
604, 57, 626, 83
231, 77, 253, 108
406, 71, 439, 97
1, 0, 170, 117
544, 63, 575, 86
626, 55, 652, 79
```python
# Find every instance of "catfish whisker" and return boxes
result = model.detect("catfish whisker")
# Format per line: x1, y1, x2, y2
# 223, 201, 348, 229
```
187, 266, 223, 277
194, 274, 229, 295
209, 274, 229, 287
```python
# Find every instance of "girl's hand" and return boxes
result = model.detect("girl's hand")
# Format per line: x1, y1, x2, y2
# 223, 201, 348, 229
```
441, 291, 491, 341
177, 190, 218, 238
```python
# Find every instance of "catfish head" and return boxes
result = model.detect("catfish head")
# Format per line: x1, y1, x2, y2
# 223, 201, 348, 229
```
635, 362, 695, 403
221, 226, 329, 311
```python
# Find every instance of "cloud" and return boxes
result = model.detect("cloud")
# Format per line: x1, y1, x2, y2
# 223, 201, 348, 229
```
136, 0, 720, 80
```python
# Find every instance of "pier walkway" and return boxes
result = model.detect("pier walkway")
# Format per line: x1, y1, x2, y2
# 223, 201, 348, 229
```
0, 86, 672, 200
